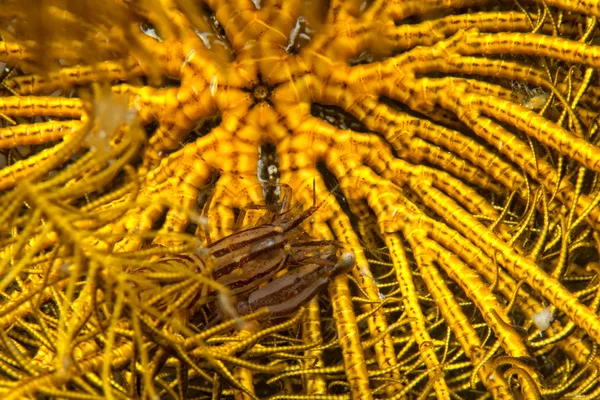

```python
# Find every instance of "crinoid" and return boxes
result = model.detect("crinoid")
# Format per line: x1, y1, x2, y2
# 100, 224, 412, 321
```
2, 0, 600, 398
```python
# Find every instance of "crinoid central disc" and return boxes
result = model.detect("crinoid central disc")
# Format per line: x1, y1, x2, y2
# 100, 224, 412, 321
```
252, 84, 270, 102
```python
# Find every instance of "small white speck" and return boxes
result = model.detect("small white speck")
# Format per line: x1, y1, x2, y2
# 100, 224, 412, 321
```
196, 215, 208, 227
532, 306, 553, 333
195, 29, 211, 48
183, 49, 196, 67
523, 90, 549, 110
286, 17, 304, 52
210, 75, 218, 97
140, 24, 162, 42
268, 165, 278, 176
360, 0, 368, 12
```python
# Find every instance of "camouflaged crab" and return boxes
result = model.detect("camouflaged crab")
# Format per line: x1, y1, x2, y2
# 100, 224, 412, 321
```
150, 186, 356, 322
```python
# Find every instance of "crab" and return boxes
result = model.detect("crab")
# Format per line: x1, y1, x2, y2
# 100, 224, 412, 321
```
145, 184, 356, 323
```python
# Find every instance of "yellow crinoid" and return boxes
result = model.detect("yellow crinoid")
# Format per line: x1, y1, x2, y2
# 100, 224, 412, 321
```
2, 0, 600, 398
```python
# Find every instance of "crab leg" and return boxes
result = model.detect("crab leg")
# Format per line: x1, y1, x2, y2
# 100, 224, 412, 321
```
237, 252, 355, 317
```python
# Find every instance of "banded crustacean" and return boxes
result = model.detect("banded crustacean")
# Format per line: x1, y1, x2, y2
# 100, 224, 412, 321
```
153, 184, 355, 321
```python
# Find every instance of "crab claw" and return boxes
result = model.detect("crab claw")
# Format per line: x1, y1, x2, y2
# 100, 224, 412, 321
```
236, 251, 356, 318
